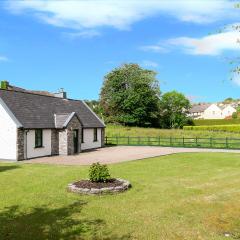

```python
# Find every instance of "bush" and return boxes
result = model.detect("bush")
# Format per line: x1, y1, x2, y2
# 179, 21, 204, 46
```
192, 119, 240, 126
232, 112, 238, 119
183, 124, 240, 133
89, 162, 111, 182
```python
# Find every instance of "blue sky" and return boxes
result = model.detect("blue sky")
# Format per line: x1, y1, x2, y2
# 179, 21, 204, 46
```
0, 0, 240, 102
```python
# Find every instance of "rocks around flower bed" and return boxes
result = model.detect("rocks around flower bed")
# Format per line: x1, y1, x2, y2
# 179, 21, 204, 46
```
68, 178, 131, 195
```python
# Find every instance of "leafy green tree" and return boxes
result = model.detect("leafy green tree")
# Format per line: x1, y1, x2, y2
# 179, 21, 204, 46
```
85, 100, 104, 118
232, 112, 238, 119
223, 97, 234, 103
100, 63, 161, 127
159, 91, 191, 129
229, 3, 240, 81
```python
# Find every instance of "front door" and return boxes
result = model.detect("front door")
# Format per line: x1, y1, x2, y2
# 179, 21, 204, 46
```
73, 130, 78, 153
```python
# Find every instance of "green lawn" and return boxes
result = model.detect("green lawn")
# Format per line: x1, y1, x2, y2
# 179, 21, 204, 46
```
1, 153, 240, 239
106, 124, 240, 138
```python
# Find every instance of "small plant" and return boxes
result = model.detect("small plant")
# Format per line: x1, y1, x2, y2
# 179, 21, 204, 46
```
89, 162, 111, 182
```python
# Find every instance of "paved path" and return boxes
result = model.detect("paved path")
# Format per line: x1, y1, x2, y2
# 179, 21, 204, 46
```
22, 146, 240, 166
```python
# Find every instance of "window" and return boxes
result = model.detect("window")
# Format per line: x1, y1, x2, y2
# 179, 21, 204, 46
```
212, 111, 215, 115
81, 128, 84, 143
93, 128, 98, 142
35, 129, 43, 148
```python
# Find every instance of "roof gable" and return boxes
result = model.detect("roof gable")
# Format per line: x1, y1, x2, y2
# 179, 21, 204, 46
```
54, 112, 82, 129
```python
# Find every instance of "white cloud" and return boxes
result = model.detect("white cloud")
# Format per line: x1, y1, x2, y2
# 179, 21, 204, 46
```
142, 60, 159, 68
140, 45, 168, 53
142, 31, 240, 56
63, 30, 101, 39
0, 56, 9, 62
168, 31, 240, 55
5, 0, 239, 32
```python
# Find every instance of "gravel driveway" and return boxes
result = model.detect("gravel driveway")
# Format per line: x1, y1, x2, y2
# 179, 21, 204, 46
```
22, 146, 240, 165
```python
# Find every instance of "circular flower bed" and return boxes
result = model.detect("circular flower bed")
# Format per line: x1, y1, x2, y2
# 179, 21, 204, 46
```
68, 178, 131, 195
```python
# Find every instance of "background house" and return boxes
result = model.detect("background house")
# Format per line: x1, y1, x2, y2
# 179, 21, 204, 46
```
189, 103, 236, 119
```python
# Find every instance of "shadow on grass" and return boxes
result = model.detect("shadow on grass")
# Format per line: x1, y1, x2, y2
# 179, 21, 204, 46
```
0, 165, 20, 173
0, 201, 131, 240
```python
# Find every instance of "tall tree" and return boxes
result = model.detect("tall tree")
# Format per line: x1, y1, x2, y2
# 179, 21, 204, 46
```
85, 100, 104, 119
100, 63, 161, 127
159, 91, 191, 129
229, 3, 239, 81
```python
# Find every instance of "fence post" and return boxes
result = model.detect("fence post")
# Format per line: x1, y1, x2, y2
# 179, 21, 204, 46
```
138, 136, 140, 145
128, 136, 130, 145
148, 137, 150, 146
183, 137, 185, 146
105, 136, 108, 145
210, 137, 212, 148
158, 136, 160, 146
195, 137, 198, 147
170, 137, 172, 146
116, 136, 118, 145
226, 137, 228, 148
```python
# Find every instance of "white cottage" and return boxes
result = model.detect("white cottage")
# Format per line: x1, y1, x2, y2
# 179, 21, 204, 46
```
0, 87, 105, 161
189, 103, 236, 119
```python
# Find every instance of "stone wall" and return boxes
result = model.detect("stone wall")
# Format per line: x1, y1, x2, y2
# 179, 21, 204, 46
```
58, 115, 82, 155
51, 129, 59, 155
59, 130, 68, 155
67, 115, 82, 155
101, 128, 105, 147
17, 128, 25, 160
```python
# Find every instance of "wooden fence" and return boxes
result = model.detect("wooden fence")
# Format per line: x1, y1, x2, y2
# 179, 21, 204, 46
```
105, 136, 240, 150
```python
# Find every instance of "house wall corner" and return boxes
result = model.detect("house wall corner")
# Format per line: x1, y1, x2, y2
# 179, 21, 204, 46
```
17, 128, 25, 160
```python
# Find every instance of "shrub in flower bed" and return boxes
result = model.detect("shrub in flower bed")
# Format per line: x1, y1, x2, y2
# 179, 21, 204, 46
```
68, 162, 131, 195
89, 162, 110, 182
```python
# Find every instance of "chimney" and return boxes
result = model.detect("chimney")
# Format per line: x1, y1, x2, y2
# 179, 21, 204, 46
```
54, 88, 67, 99
0, 80, 9, 90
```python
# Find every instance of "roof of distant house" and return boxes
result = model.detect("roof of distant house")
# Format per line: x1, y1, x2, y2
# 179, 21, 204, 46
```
189, 104, 211, 113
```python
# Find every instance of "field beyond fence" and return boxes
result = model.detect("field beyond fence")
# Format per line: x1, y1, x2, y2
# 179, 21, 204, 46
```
105, 136, 240, 149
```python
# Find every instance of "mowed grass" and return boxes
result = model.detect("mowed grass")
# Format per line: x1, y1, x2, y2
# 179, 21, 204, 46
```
1, 153, 240, 239
106, 124, 240, 138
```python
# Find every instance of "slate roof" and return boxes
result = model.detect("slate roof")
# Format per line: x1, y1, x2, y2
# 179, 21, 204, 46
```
189, 104, 211, 113
0, 89, 105, 129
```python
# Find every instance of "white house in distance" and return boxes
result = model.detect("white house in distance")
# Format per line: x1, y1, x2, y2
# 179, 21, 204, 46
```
189, 103, 236, 119
0, 82, 105, 161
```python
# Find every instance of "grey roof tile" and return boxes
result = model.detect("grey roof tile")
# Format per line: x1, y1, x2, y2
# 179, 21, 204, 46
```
0, 90, 105, 129
189, 104, 211, 113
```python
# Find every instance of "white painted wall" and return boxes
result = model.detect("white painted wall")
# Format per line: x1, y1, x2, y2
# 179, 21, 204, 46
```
222, 105, 236, 118
0, 102, 17, 160
81, 128, 102, 150
26, 129, 51, 159
189, 112, 204, 119
203, 104, 222, 119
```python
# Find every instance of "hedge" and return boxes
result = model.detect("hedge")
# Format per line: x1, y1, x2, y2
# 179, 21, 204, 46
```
183, 125, 240, 133
193, 119, 240, 126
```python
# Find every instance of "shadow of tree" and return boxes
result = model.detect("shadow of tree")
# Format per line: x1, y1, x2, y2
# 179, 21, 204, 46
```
0, 165, 20, 173
0, 201, 131, 240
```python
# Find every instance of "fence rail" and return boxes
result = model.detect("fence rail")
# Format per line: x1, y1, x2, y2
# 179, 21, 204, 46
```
105, 136, 240, 150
